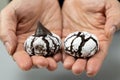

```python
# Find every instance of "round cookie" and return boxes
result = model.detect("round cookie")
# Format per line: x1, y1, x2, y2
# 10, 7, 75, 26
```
24, 22, 61, 57
64, 31, 99, 58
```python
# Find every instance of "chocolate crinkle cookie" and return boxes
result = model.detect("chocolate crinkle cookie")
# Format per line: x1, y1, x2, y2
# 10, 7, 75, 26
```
64, 31, 99, 58
24, 22, 62, 57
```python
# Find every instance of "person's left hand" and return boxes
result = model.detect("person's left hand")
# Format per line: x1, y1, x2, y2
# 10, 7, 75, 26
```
62, 0, 120, 77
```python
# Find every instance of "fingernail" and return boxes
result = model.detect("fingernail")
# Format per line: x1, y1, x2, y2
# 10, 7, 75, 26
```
87, 73, 93, 77
5, 42, 12, 54
111, 25, 117, 35
87, 68, 94, 77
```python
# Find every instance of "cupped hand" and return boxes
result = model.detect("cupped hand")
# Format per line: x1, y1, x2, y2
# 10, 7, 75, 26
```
0, 0, 62, 71
62, 0, 120, 76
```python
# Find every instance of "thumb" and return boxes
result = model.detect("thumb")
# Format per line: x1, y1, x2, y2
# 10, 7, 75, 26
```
105, 0, 120, 38
1, 32, 17, 55
105, 22, 117, 39
0, 6, 17, 55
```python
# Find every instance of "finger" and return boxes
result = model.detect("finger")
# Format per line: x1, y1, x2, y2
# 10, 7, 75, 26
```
13, 43, 32, 71
63, 54, 75, 70
53, 53, 62, 62
32, 56, 48, 68
0, 5, 17, 55
105, 25, 116, 39
63, 52, 67, 62
72, 59, 87, 75
86, 42, 109, 77
105, 0, 120, 35
47, 57, 57, 71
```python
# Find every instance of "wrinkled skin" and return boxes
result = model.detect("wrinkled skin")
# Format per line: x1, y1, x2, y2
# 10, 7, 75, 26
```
0, 0, 62, 71
0, 0, 120, 77
62, 0, 120, 76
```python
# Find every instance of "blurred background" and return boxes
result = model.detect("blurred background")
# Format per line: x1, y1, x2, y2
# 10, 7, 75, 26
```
0, 0, 120, 80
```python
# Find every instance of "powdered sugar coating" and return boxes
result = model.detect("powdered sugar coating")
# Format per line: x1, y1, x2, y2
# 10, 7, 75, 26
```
64, 31, 99, 58
24, 33, 61, 57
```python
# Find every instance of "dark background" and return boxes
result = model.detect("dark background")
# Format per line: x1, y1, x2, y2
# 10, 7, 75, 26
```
59, 0, 64, 7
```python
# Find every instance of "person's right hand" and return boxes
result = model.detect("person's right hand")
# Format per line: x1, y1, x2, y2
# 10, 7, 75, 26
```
0, 0, 62, 71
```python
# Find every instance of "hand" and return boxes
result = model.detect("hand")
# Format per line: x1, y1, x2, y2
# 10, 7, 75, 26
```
0, 0, 62, 71
62, 0, 120, 76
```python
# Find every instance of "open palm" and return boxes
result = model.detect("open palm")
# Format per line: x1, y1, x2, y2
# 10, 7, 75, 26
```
62, 0, 120, 76
0, 0, 62, 71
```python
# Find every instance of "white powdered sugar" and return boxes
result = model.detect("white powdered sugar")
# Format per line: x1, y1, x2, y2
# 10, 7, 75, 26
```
24, 33, 61, 57
64, 31, 99, 58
